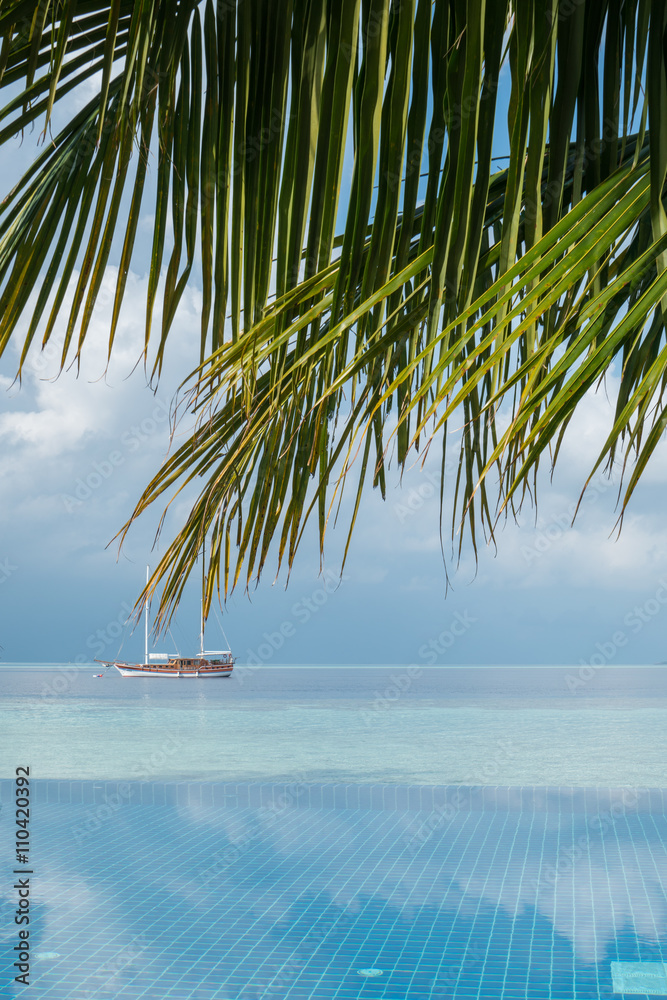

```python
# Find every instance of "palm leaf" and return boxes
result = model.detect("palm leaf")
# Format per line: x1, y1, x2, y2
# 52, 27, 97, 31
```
1, 1, 666, 625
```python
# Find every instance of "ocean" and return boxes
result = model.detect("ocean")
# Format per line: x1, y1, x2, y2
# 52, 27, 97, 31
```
2, 664, 666, 785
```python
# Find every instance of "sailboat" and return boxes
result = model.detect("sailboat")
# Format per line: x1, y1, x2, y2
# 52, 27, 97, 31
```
96, 568, 234, 678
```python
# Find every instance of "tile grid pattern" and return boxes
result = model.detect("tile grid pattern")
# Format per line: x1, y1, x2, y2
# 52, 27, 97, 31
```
1, 779, 666, 813
1, 783, 666, 999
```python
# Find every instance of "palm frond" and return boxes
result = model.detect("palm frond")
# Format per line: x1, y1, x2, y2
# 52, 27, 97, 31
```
2, 1, 667, 624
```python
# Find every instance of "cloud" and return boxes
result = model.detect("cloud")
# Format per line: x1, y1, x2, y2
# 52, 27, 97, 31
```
1, 258, 667, 663
0, 269, 201, 605
174, 796, 667, 968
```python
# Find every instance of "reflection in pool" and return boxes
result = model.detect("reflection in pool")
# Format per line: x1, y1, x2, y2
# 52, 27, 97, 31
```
1, 781, 665, 998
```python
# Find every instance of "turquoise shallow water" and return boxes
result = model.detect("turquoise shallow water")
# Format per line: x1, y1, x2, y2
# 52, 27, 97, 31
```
3, 702, 667, 784
2, 665, 666, 784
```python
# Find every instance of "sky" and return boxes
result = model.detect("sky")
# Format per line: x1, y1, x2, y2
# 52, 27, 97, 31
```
3, 276, 667, 667
2, 28, 667, 667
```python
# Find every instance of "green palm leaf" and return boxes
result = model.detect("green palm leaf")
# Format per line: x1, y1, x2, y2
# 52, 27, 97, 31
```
1, 1, 666, 625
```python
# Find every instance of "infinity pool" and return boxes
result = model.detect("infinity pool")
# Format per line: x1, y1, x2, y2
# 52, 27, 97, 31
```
1, 780, 666, 998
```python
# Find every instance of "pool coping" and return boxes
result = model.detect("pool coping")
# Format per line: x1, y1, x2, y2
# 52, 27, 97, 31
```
1, 779, 663, 813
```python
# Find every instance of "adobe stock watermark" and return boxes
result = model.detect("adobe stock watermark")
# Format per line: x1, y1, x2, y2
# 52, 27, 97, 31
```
242, 899, 357, 1000
419, 611, 477, 663
29, 601, 136, 710
403, 738, 516, 855
545, 0, 586, 23
76, 934, 149, 999
130, 732, 184, 782
337, 5, 387, 65
432, 941, 487, 998
72, 734, 183, 845
236, 569, 347, 683
385, 70, 501, 193
362, 610, 477, 726
531, 785, 648, 892
361, 664, 424, 726
394, 471, 439, 524
71, 784, 134, 847
566, 579, 667, 693
197, 107, 285, 204
524, 113, 639, 221
233, 107, 284, 174
392, 456, 460, 524
0, 557, 17, 585
61, 398, 170, 513
194, 775, 309, 891
521, 476, 614, 564
23, 333, 65, 378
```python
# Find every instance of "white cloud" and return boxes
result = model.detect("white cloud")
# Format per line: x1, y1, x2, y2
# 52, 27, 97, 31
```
0, 268, 199, 575
2, 258, 667, 662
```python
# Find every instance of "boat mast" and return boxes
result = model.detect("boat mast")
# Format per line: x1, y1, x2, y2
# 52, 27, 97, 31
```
200, 538, 205, 657
145, 565, 149, 665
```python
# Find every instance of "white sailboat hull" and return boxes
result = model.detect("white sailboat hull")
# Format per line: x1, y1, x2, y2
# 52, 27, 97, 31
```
114, 663, 232, 677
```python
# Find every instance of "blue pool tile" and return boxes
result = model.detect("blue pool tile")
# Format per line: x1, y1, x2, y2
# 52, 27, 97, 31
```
3, 782, 667, 999
344, 784, 359, 810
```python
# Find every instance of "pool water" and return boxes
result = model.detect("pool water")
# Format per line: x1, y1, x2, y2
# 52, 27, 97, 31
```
1, 780, 666, 999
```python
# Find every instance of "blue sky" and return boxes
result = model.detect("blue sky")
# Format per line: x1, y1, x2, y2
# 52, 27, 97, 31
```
3, 299, 667, 667
2, 31, 667, 666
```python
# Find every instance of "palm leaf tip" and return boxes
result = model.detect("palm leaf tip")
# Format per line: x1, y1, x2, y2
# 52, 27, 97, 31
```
1, 1, 665, 621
